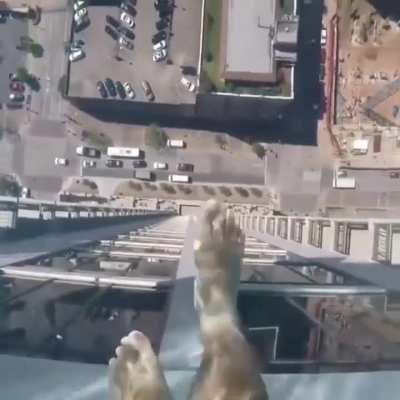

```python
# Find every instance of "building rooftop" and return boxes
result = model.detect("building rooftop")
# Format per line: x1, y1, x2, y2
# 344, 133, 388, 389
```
221, 0, 277, 82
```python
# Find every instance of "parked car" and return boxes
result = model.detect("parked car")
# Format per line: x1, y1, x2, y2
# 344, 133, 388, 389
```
69, 48, 85, 62
154, 0, 170, 10
115, 81, 126, 99
141, 80, 155, 101
106, 14, 119, 29
133, 159, 147, 168
390, 171, 400, 179
393, 105, 399, 118
119, 26, 135, 40
177, 163, 194, 172
9, 82, 25, 92
156, 18, 169, 31
159, 8, 172, 19
127, 0, 137, 5
82, 160, 97, 168
180, 76, 196, 92
153, 40, 166, 51
121, 2, 136, 16
55, 157, 69, 166
76, 146, 101, 158
152, 30, 167, 44
9, 73, 19, 81
0, 11, 8, 23
9, 93, 24, 102
73, 0, 86, 11
123, 82, 135, 99
119, 36, 134, 50
106, 159, 124, 168
105, 25, 119, 40
97, 81, 108, 98
120, 11, 134, 28
21, 187, 31, 198
105, 78, 117, 97
153, 162, 168, 169
153, 48, 167, 62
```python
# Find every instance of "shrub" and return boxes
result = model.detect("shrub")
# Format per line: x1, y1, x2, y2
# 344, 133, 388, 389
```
178, 185, 192, 195
250, 188, 263, 198
129, 181, 143, 191
252, 143, 266, 159
235, 187, 249, 197
219, 186, 232, 197
144, 183, 158, 191
145, 124, 168, 150
202, 186, 216, 196
160, 183, 176, 194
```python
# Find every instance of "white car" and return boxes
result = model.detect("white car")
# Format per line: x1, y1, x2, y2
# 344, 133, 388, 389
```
153, 162, 168, 170
152, 40, 166, 51
120, 11, 134, 28
73, 0, 86, 11
153, 48, 167, 62
69, 48, 85, 62
180, 76, 196, 92
82, 160, 96, 168
55, 157, 68, 166
123, 82, 135, 99
21, 187, 31, 198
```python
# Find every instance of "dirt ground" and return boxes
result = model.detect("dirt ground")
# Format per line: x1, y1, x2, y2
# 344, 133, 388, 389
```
336, 0, 400, 126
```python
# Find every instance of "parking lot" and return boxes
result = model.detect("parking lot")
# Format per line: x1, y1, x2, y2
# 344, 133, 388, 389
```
0, 17, 28, 104
68, 0, 202, 104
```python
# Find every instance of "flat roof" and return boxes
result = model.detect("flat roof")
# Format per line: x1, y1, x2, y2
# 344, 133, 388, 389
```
221, 0, 277, 82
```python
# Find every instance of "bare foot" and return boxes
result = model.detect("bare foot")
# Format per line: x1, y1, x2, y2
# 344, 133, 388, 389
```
194, 200, 244, 316
109, 330, 172, 400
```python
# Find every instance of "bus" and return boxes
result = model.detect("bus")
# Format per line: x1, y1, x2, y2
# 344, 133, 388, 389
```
107, 147, 141, 158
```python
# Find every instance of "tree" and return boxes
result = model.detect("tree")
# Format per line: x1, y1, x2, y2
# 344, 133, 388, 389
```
30, 43, 44, 58
145, 124, 168, 150
17, 67, 40, 92
0, 176, 21, 197
252, 143, 266, 159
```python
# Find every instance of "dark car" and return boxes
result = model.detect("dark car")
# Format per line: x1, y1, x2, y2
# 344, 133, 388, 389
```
177, 163, 194, 172
9, 82, 25, 92
0, 11, 8, 23
121, 2, 137, 16
9, 73, 19, 81
156, 18, 169, 31
105, 25, 119, 40
105, 78, 117, 97
115, 81, 126, 99
127, 0, 137, 5
390, 171, 400, 179
152, 30, 167, 44
106, 159, 124, 168
96, 81, 108, 98
133, 159, 146, 168
119, 26, 135, 40
106, 15, 119, 29
159, 8, 172, 18
154, 0, 170, 9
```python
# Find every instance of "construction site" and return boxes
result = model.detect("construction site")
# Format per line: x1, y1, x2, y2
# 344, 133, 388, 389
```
322, 0, 400, 167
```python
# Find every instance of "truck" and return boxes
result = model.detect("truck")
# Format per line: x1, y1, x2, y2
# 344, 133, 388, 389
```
135, 170, 153, 181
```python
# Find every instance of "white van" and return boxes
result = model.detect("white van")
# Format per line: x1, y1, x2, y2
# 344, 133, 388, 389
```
167, 139, 186, 148
168, 174, 190, 183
